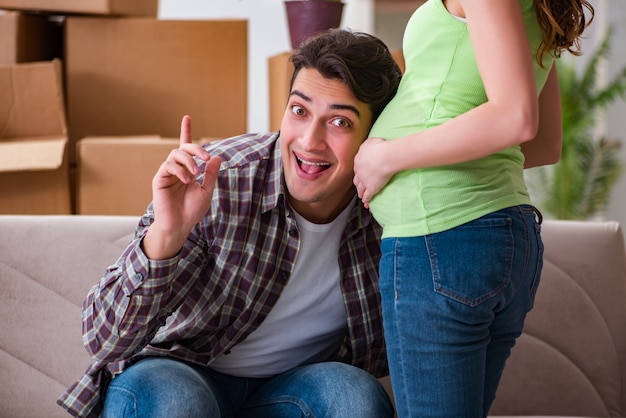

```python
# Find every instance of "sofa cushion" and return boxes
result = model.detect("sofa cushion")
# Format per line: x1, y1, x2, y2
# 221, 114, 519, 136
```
0, 215, 137, 418
1, 216, 625, 417
489, 220, 626, 417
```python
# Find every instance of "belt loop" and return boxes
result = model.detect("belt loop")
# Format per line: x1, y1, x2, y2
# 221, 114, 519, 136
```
531, 206, 543, 225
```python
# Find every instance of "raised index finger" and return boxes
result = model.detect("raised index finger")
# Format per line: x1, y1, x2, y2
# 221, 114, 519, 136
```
180, 115, 192, 146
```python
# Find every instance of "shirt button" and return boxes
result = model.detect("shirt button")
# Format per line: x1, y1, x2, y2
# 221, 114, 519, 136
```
288, 229, 297, 237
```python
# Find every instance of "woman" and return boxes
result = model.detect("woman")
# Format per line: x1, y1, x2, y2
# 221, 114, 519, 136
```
353, 1, 594, 417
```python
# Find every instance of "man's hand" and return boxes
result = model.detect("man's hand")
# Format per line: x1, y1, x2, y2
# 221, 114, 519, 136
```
142, 115, 222, 260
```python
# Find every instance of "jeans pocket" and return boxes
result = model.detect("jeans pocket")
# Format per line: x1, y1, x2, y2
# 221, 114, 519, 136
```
427, 213, 514, 307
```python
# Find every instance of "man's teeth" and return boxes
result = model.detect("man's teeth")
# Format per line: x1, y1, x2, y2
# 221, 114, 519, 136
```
298, 156, 330, 166
302, 160, 330, 166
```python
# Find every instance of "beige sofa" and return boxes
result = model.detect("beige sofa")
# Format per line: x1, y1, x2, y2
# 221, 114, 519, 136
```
1, 215, 625, 417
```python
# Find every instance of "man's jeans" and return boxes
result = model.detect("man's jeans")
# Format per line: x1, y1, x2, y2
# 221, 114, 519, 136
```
380, 205, 543, 418
101, 357, 394, 418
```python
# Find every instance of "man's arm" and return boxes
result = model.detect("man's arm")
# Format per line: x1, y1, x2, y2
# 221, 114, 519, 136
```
81, 220, 210, 363
81, 115, 221, 363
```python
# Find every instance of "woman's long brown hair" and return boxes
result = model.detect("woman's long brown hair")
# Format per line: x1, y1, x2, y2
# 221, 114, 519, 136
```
533, 0, 595, 66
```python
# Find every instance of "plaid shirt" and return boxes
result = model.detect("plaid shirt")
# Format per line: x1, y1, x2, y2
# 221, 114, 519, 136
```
57, 132, 386, 418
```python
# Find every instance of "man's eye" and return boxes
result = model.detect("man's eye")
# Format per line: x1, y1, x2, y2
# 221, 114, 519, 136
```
331, 118, 351, 128
291, 105, 306, 116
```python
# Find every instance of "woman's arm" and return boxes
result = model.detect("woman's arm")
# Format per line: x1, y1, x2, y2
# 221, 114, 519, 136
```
354, 0, 540, 204
521, 62, 563, 168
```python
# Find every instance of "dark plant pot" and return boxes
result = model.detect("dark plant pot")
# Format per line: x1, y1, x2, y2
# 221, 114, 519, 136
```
284, 1, 344, 50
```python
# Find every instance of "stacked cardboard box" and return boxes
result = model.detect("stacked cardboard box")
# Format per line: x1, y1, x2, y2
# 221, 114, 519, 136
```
0, 0, 157, 16
77, 136, 219, 216
0, 59, 70, 214
0, 11, 62, 64
65, 17, 247, 165
0, 3, 248, 215
76, 136, 179, 216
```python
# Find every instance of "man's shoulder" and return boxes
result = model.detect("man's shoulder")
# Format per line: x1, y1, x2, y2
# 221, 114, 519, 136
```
202, 132, 279, 169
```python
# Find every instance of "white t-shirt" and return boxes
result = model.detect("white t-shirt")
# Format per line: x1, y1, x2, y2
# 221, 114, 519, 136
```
209, 201, 353, 377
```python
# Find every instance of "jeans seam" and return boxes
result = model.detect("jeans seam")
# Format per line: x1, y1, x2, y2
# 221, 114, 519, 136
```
391, 239, 410, 417
393, 238, 399, 300
502, 207, 530, 311
240, 396, 314, 417
105, 386, 139, 418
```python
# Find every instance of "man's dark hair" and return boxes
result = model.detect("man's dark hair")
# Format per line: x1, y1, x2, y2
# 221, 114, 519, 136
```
289, 28, 402, 124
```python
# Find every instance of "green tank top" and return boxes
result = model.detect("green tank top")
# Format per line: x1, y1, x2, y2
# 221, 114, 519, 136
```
368, 0, 553, 238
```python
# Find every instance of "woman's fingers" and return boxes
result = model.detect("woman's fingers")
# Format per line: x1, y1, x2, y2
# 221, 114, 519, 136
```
353, 174, 370, 208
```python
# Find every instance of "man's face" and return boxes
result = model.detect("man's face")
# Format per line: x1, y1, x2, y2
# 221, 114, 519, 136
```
280, 68, 373, 224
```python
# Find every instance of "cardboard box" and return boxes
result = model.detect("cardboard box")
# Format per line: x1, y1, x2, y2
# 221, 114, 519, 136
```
77, 136, 180, 216
0, 59, 71, 214
267, 49, 405, 132
0, 0, 157, 16
65, 17, 247, 164
77, 136, 225, 215
268, 51, 292, 133
0, 11, 63, 65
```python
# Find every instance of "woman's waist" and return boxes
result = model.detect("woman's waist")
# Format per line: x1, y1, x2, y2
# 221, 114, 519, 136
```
368, 167, 530, 237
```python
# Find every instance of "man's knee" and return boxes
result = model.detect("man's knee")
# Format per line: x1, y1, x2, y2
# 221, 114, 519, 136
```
305, 362, 394, 416
243, 362, 394, 418
101, 357, 220, 418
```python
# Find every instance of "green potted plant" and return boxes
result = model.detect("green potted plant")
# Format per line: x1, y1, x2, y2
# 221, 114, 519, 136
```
284, 0, 344, 50
526, 28, 626, 220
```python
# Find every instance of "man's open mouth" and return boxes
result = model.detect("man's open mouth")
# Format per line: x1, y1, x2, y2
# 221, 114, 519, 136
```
296, 154, 331, 174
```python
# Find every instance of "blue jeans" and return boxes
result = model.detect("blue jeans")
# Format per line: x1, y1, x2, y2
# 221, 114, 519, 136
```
380, 205, 543, 418
101, 357, 394, 418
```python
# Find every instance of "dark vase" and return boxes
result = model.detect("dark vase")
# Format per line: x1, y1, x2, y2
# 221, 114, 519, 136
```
284, 1, 345, 50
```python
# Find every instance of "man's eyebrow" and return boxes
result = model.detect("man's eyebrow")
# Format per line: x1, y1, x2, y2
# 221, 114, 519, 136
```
290, 90, 312, 102
290, 89, 361, 118
331, 103, 361, 118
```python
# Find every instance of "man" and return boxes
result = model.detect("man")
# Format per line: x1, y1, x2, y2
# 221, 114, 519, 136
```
58, 28, 402, 418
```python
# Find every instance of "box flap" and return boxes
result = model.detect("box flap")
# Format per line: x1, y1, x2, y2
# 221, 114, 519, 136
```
77, 135, 163, 146
0, 59, 66, 139
0, 136, 66, 172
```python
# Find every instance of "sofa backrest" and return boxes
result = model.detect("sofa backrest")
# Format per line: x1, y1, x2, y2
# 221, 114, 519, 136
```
490, 220, 626, 417
1, 216, 625, 417
0, 215, 138, 418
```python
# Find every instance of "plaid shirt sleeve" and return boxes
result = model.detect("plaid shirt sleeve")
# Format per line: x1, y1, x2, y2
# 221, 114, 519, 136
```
81, 213, 210, 364
58, 207, 214, 417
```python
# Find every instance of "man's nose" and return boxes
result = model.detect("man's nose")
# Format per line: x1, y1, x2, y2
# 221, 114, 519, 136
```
300, 122, 326, 151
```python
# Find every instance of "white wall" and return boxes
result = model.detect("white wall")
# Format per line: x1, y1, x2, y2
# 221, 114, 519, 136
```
567, 0, 626, 227
600, 1, 626, 228
159, 0, 374, 133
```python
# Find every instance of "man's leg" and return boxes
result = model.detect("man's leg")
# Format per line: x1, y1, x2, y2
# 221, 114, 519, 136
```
237, 362, 394, 418
101, 357, 243, 418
